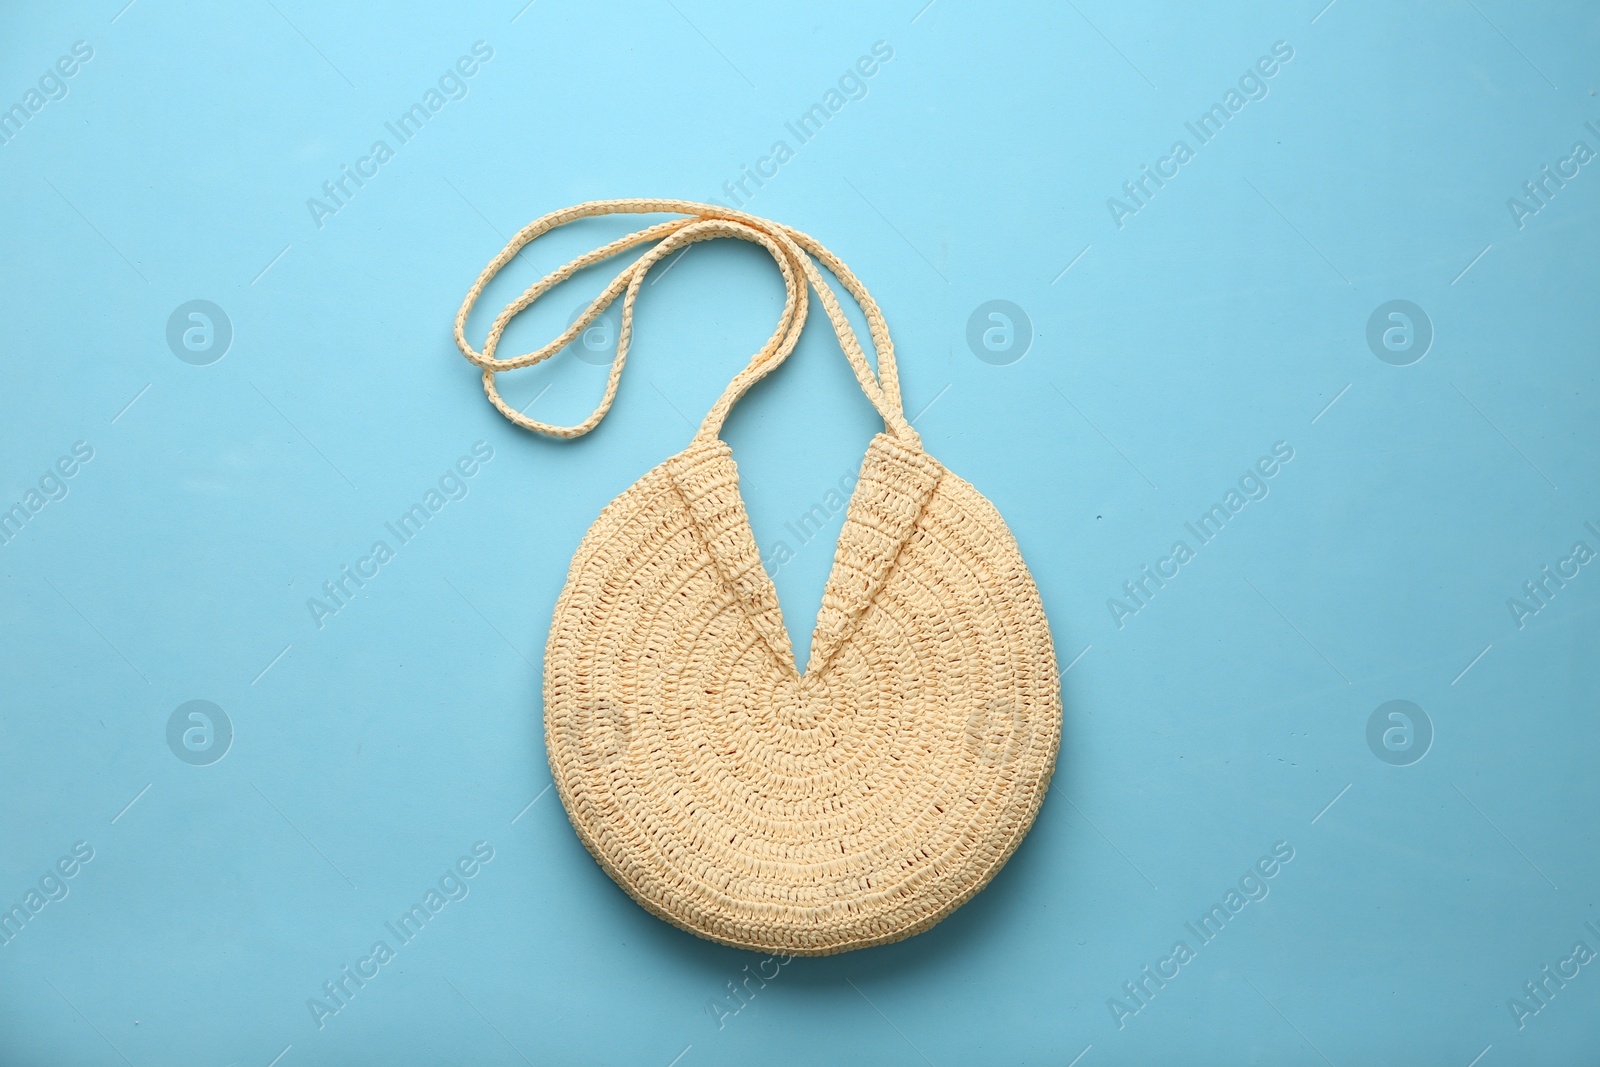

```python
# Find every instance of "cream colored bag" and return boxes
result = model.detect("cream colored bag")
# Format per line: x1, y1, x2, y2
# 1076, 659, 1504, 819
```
454, 200, 1060, 955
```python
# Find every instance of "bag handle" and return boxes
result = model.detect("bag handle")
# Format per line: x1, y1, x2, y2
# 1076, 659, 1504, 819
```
452, 199, 919, 446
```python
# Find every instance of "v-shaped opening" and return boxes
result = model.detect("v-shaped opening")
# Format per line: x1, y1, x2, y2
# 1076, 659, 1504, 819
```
665, 432, 943, 685
759, 461, 861, 677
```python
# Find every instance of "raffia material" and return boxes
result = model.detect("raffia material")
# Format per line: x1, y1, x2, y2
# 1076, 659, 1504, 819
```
454, 200, 1060, 955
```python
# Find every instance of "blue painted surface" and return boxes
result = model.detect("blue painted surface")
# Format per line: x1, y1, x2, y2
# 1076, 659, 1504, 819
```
1, 1, 1598, 1063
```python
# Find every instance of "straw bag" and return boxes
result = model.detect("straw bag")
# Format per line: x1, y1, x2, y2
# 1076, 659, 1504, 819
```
453, 200, 1061, 955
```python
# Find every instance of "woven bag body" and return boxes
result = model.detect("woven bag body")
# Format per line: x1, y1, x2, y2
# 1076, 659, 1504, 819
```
455, 201, 1061, 955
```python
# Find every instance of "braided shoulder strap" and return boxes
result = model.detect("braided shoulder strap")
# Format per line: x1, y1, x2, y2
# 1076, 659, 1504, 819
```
452, 199, 919, 446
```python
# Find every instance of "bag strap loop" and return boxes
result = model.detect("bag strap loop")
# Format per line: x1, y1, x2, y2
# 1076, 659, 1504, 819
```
452, 199, 918, 446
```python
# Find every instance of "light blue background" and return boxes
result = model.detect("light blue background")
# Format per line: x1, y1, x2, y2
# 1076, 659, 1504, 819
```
2, 1, 1598, 1064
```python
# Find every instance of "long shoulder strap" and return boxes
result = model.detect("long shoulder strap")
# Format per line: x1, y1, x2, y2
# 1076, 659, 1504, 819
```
452, 199, 919, 446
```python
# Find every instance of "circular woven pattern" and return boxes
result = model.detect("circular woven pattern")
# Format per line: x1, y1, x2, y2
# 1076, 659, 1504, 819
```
453, 199, 1062, 954
544, 432, 1060, 954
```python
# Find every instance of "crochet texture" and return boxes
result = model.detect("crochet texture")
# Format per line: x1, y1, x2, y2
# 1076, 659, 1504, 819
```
454, 200, 1061, 954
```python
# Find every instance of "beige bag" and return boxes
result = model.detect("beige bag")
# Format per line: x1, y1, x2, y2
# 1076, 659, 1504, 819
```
454, 200, 1060, 955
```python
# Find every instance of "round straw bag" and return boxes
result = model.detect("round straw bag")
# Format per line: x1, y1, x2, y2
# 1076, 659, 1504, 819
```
454, 200, 1060, 955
